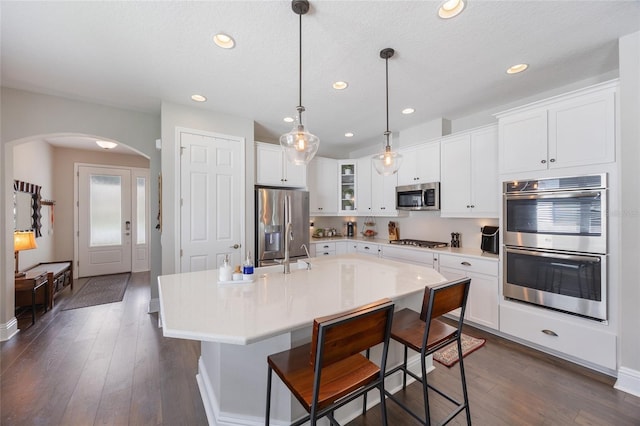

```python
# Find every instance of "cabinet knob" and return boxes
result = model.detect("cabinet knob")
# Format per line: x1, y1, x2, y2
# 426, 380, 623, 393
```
541, 159, 547, 164
549, 158, 556, 163
470, 205, 475, 208
466, 205, 470, 208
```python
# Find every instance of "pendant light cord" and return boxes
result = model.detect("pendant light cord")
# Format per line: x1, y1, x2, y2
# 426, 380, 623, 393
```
385, 56, 389, 135
298, 12, 303, 113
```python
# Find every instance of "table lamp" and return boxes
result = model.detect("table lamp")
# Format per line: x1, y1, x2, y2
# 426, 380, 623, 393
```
14, 230, 37, 277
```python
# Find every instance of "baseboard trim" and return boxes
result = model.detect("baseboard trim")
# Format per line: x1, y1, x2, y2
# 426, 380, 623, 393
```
0, 317, 19, 342
615, 367, 640, 397
147, 297, 159, 314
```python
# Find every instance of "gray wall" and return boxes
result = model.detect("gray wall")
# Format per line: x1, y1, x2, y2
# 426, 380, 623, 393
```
1, 88, 160, 331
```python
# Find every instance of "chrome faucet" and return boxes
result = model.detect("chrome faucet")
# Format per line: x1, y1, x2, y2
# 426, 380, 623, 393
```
300, 244, 312, 270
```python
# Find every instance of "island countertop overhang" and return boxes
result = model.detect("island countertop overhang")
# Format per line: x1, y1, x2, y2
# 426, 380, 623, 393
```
158, 253, 452, 345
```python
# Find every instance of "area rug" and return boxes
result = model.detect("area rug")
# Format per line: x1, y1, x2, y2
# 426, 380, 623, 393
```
62, 273, 130, 310
433, 334, 486, 367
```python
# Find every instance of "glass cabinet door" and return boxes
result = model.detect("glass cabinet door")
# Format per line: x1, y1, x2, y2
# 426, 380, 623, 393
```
339, 161, 356, 213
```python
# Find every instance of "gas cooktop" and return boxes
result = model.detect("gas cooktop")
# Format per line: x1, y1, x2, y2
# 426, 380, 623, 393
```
389, 239, 448, 248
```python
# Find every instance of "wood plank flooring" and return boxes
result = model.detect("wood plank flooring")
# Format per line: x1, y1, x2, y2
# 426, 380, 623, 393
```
2, 272, 639, 425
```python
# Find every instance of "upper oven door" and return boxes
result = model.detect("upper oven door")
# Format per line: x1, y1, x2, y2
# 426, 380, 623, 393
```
504, 188, 606, 253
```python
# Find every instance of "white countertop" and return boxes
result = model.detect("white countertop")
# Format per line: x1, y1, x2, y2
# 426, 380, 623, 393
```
158, 253, 450, 345
310, 236, 499, 261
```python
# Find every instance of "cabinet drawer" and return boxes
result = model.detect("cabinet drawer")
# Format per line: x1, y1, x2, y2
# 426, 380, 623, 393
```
356, 243, 379, 256
500, 303, 616, 370
439, 254, 498, 276
314, 242, 336, 251
380, 246, 434, 267
316, 250, 336, 256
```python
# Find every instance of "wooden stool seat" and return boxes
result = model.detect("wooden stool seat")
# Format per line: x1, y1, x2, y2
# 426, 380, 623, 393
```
391, 309, 458, 353
268, 343, 379, 412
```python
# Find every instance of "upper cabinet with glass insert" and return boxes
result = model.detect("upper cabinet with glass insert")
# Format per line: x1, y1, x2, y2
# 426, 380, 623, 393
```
338, 161, 357, 214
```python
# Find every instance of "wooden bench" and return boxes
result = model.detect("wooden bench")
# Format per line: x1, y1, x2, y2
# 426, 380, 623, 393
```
22, 261, 73, 309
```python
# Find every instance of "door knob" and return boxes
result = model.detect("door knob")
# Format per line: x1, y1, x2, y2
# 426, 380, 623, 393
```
230, 243, 241, 249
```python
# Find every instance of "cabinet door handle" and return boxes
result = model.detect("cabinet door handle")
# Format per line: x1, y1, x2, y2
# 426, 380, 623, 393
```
541, 329, 558, 337
470, 205, 475, 208
364, 246, 370, 250
549, 158, 556, 163
323, 245, 330, 248
541, 159, 547, 164
461, 261, 471, 266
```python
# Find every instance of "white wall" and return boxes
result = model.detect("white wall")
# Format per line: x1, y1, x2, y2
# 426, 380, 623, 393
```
617, 31, 640, 394
13, 140, 55, 271
159, 101, 255, 280
1, 88, 160, 339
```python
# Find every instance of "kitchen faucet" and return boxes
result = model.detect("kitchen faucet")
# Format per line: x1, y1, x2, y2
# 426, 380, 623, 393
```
300, 244, 312, 270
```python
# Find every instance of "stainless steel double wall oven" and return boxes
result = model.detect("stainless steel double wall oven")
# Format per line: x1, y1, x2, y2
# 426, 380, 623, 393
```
503, 174, 607, 321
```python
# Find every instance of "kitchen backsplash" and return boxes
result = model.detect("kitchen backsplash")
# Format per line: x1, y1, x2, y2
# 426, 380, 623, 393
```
310, 213, 498, 249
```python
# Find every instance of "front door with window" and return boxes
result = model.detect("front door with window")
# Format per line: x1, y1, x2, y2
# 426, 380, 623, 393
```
77, 165, 149, 277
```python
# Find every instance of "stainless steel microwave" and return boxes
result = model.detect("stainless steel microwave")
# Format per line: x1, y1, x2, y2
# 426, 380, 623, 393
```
396, 182, 440, 211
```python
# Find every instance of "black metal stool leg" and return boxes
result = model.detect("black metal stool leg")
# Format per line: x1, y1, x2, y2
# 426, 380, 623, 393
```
265, 366, 273, 425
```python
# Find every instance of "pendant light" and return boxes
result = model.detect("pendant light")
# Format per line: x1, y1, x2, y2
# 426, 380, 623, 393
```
372, 48, 403, 176
279, 0, 319, 166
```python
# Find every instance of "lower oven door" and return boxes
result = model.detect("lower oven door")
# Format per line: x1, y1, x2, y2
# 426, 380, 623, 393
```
504, 246, 607, 321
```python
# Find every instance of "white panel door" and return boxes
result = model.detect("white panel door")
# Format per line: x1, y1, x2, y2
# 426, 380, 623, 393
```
78, 166, 132, 277
180, 132, 242, 273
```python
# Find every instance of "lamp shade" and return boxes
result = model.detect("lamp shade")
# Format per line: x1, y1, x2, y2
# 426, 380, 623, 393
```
280, 116, 320, 165
14, 230, 37, 252
372, 143, 404, 176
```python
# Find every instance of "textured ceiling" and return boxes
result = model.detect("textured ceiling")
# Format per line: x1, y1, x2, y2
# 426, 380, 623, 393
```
2, 1, 639, 157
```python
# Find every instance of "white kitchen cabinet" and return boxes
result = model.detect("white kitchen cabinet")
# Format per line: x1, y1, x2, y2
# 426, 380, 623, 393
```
311, 241, 336, 257
255, 142, 307, 187
500, 301, 616, 370
497, 80, 616, 174
397, 140, 441, 187
356, 242, 379, 256
440, 125, 498, 218
371, 170, 398, 216
356, 158, 373, 215
439, 253, 499, 330
338, 161, 357, 214
380, 245, 438, 268
335, 241, 348, 255
307, 156, 338, 215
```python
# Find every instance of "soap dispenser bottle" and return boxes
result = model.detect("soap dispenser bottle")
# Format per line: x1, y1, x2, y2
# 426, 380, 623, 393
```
219, 254, 232, 282
242, 251, 254, 280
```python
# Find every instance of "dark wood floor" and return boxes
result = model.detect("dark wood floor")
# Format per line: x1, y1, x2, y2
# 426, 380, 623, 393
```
2, 273, 639, 425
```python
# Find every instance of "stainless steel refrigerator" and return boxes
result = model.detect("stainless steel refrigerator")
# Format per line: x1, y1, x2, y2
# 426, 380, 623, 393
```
255, 187, 310, 267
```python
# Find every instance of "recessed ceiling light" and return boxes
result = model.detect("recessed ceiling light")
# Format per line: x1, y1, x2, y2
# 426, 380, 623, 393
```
345, 132, 354, 138
96, 140, 117, 150
283, 117, 294, 123
438, 0, 465, 19
506, 63, 529, 74
213, 33, 235, 49
402, 108, 415, 115
333, 81, 348, 90
191, 94, 207, 102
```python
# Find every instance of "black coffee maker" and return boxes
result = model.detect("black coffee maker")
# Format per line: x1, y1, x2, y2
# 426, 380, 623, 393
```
481, 226, 499, 254
347, 221, 355, 237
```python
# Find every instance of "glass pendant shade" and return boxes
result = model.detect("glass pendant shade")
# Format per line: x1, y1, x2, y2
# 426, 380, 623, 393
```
372, 133, 403, 176
280, 114, 319, 165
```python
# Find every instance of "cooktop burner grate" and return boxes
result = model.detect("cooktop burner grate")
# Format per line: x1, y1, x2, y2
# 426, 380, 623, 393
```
389, 239, 448, 248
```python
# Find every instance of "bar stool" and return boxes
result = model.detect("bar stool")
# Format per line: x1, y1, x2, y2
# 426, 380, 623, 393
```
384, 277, 472, 425
265, 299, 395, 426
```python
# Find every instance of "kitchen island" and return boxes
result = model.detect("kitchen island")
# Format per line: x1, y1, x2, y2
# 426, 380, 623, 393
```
158, 253, 451, 426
